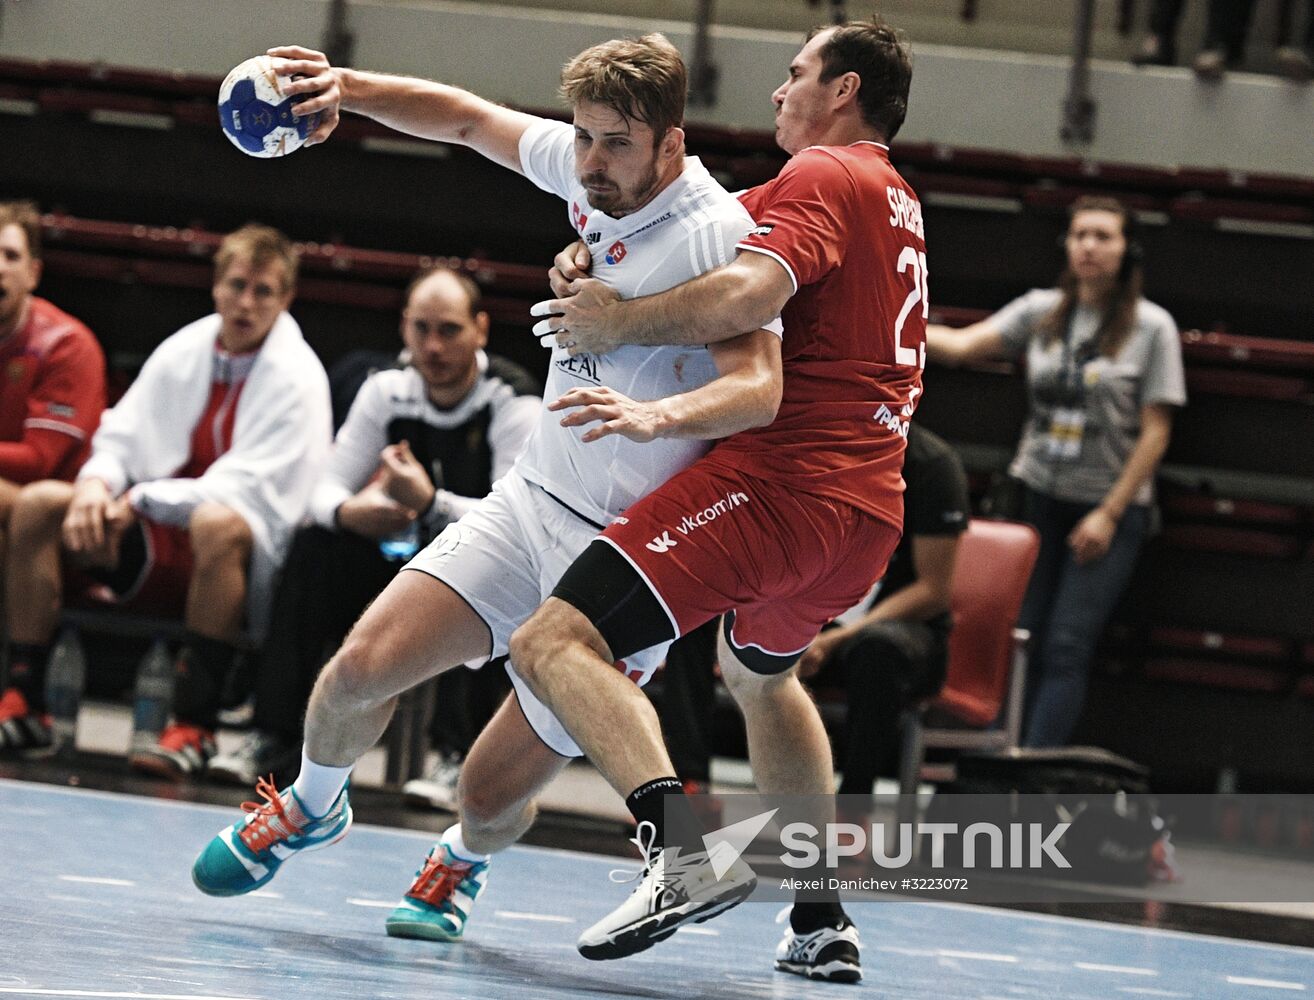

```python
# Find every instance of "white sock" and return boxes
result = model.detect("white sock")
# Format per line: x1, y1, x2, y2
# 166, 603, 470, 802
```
291, 750, 353, 819
442, 824, 490, 864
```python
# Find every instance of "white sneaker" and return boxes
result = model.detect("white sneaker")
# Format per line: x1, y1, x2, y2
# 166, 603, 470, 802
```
774, 910, 862, 983
577, 821, 757, 961
401, 752, 463, 811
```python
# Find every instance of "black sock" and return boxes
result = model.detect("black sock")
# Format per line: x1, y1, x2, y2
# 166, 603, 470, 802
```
790, 897, 848, 934
626, 777, 705, 855
172, 633, 236, 729
6, 642, 52, 711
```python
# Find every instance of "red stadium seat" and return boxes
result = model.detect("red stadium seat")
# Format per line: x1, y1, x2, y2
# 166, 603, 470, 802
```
1184, 369, 1313, 402
1159, 524, 1305, 559
897, 518, 1040, 797
1144, 657, 1289, 695
1147, 627, 1292, 661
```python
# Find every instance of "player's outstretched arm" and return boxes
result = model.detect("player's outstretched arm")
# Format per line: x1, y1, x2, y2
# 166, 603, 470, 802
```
548, 328, 781, 443
268, 45, 539, 173
533, 251, 792, 355
924, 320, 1006, 367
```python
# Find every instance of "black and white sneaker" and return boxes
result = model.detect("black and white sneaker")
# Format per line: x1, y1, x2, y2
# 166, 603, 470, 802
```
209, 730, 300, 787
774, 913, 862, 983
401, 751, 463, 811
577, 821, 757, 961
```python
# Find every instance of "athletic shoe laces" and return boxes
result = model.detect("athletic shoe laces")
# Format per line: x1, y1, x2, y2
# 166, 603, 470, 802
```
406, 849, 473, 908
608, 820, 661, 885
608, 821, 708, 904
238, 775, 305, 853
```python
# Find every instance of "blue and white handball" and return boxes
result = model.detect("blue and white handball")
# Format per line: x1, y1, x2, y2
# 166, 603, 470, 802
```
217, 55, 321, 158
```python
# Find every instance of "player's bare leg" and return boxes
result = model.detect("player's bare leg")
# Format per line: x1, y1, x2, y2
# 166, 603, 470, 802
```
457, 695, 571, 854
385, 695, 571, 942
511, 599, 757, 960
717, 635, 835, 801
4, 480, 73, 645
718, 632, 862, 985
183, 502, 253, 643
0, 479, 18, 621
191, 569, 491, 897
305, 570, 491, 766
509, 596, 673, 794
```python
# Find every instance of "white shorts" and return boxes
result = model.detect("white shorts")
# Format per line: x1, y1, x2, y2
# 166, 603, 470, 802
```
405, 469, 669, 757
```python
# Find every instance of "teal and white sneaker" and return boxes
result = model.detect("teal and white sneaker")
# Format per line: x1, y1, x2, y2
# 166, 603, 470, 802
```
385, 843, 490, 941
192, 776, 352, 896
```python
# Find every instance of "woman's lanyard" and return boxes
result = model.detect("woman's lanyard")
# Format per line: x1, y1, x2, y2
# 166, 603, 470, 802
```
1045, 309, 1099, 462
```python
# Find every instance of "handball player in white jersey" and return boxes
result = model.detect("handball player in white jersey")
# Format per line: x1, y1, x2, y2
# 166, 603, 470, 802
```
192, 34, 783, 947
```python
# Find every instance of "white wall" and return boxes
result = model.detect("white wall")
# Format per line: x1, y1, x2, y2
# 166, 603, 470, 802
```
4, 0, 1312, 177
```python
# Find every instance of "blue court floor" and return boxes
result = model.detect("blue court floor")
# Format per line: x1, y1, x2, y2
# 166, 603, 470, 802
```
3, 778, 1312, 999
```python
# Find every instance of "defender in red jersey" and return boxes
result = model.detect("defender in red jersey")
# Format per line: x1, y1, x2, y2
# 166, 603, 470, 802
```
514, 19, 921, 980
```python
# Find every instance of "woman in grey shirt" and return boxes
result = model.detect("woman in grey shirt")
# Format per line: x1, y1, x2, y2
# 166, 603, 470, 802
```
926, 195, 1186, 747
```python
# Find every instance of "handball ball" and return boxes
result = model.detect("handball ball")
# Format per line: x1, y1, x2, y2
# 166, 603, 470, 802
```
218, 55, 321, 158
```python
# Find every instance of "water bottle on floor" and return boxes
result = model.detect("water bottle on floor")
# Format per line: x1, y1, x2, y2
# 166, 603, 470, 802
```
379, 519, 421, 562
131, 639, 175, 753
45, 627, 86, 752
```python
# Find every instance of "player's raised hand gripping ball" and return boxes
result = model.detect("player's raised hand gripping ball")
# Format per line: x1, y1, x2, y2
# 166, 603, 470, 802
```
218, 54, 321, 157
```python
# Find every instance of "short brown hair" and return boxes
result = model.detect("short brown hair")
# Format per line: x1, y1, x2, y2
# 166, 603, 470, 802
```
213, 223, 299, 293
0, 200, 42, 260
404, 265, 484, 320
808, 18, 913, 142
559, 33, 687, 144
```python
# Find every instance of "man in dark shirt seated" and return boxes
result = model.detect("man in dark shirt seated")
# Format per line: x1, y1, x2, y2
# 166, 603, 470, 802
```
798, 424, 970, 797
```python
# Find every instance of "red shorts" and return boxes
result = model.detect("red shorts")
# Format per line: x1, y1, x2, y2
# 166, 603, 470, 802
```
69, 518, 195, 620
599, 454, 902, 657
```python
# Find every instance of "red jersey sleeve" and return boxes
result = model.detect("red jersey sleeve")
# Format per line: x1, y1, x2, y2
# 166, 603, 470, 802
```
0, 325, 106, 483
734, 148, 857, 291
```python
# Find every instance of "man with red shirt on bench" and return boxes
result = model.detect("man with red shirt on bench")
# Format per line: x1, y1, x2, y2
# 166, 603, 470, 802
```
0, 224, 331, 773
0, 200, 107, 749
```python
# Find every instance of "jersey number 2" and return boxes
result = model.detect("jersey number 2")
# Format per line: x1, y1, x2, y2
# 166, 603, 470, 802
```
894, 246, 928, 368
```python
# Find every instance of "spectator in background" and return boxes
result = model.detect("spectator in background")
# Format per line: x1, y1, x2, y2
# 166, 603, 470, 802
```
1131, 0, 1187, 67
0, 201, 106, 618
1193, 0, 1259, 78
1192, 0, 1313, 80
926, 195, 1185, 748
797, 423, 969, 795
1274, 0, 1314, 80
208, 266, 539, 790
0, 224, 331, 771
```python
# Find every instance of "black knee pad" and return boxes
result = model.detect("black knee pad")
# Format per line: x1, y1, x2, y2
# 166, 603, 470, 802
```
551, 540, 675, 660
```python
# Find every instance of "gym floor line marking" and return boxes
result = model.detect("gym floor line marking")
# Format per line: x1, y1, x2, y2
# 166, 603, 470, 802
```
937, 949, 1019, 963
1225, 977, 1307, 991
344, 898, 395, 908
494, 910, 575, 923
1076, 962, 1160, 976
58, 875, 135, 886
0, 991, 266, 1000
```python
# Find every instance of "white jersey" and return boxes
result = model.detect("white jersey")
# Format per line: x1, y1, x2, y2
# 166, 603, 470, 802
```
514, 118, 773, 526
